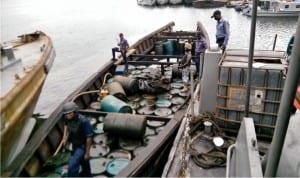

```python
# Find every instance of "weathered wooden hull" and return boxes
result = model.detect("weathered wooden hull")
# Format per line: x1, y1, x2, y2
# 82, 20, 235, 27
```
2, 21, 209, 177
193, 0, 227, 8
0, 32, 55, 168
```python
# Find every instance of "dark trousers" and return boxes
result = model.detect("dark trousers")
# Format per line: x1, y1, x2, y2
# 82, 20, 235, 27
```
68, 144, 92, 177
193, 52, 201, 74
216, 37, 226, 53
112, 47, 128, 70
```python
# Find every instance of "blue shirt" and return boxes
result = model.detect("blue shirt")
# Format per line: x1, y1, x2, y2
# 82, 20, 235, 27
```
216, 18, 230, 46
195, 38, 208, 53
65, 113, 93, 147
119, 38, 129, 51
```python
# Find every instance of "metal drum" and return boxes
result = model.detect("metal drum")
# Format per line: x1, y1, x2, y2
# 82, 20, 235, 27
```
163, 40, 176, 55
90, 101, 101, 110
90, 144, 110, 158
137, 106, 155, 115
177, 40, 185, 55
90, 158, 110, 175
118, 137, 142, 151
147, 120, 166, 128
113, 75, 139, 95
154, 108, 172, 117
107, 149, 132, 160
93, 133, 115, 146
89, 117, 97, 127
93, 123, 104, 135
106, 159, 131, 176
155, 98, 171, 108
101, 95, 132, 113
103, 113, 146, 138
171, 96, 185, 105
155, 41, 164, 55
107, 81, 126, 101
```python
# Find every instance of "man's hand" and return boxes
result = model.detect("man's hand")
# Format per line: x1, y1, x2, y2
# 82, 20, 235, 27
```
220, 44, 226, 50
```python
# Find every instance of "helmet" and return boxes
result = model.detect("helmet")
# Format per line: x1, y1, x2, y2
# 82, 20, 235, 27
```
63, 101, 77, 114
184, 43, 192, 50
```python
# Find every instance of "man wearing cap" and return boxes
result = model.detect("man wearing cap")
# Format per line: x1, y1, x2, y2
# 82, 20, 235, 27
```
61, 101, 93, 177
211, 10, 230, 53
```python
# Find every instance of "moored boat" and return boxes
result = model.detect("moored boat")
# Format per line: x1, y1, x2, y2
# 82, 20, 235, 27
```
193, 0, 227, 8
157, 0, 169, 5
183, 0, 194, 5
137, 0, 157, 6
226, 0, 247, 7
0, 31, 55, 169
243, 0, 300, 17
169, 0, 183, 5
1, 21, 210, 177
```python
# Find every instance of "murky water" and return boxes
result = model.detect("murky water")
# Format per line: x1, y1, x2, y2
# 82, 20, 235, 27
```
1, 0, 298, 117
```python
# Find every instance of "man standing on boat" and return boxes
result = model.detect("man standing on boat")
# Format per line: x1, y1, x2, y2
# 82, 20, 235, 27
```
179, 42, 192, 92
211, 10, 230, 53
112, 33, 130, 71
61, 101, 93, 177
194, 32, 208, 76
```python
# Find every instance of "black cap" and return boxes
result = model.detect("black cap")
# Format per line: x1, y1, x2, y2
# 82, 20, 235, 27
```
211, 10, 221, 18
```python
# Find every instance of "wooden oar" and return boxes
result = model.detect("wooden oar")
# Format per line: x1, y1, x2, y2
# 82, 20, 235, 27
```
53, 140, 64, 157
43, 140, 66, 167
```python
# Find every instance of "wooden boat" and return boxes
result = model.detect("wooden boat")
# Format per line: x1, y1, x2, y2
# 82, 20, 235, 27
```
183, 0, 194, 6
0, 31, 55, 169
1, 21, 210, 177
163, 8, 300, 177
169, 0, 183, 5
226, 0, 247, 7
137, 0, 157, 6
193, 0, 227, 8
157, 0, 169, 5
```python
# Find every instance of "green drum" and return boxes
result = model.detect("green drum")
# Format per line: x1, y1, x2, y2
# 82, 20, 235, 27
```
103, 113, 146, 138
101, 95, 132, 113
163, 40, 176, 55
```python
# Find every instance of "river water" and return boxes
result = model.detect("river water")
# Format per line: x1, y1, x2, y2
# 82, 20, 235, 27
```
1, 0, 298, 117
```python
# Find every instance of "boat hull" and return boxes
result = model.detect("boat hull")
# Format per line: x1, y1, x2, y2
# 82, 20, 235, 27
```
157, 0, 169, 5
245, 10, 300, 17
137, 0, 157, 6
0, 32, 55, 169
193, 0, 227, 8
2, 22, 209, 177
169, 0, 183, 5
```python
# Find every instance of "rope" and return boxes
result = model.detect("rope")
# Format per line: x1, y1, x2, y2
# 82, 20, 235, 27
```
187, 111, 235, 169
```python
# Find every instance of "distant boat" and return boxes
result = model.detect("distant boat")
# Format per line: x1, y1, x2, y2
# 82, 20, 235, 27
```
243, 0, 300, 17
169, 0, 183, 5
157, 0, 169, 5
137, 0, 157, 6
226, 0, 248, 7
193, 0, 227, 8
183, 0, 194, 5
0, 31, 55, 169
